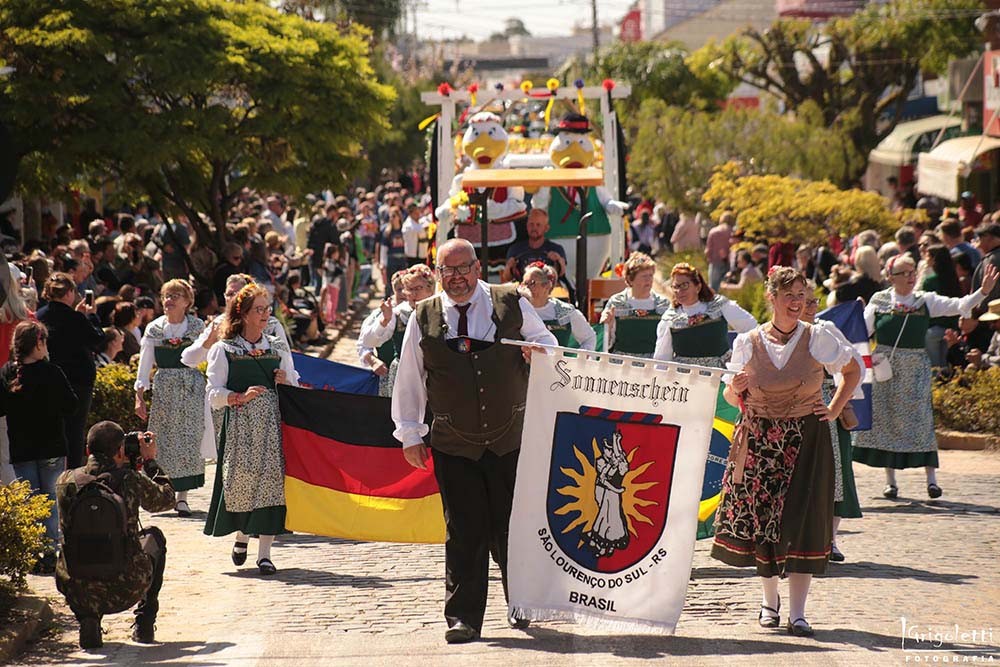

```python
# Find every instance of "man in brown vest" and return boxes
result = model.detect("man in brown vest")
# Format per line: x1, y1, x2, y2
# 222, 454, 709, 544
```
392, 238, 556, 643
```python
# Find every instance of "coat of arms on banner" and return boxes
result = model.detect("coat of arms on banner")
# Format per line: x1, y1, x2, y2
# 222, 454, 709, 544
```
546, 407, 679, 574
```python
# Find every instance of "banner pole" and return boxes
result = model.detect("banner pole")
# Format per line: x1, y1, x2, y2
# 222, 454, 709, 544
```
499, 338, 728, 379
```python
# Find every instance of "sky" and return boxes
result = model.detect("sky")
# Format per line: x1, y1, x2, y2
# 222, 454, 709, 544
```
413, 0, 639, 42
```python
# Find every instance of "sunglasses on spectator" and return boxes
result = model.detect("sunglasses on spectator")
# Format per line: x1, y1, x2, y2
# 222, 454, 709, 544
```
437, 261, 476, 278
250, 305, 272, 315
670, 281, 693, 291
524, 279, 551, 287
891, 270, 916, 277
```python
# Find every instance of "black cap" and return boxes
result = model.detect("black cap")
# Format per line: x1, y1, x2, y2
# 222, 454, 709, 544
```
554, 112, 592, 134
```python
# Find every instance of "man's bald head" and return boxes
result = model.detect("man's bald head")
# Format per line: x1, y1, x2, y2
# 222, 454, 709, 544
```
436, 238, 477, 266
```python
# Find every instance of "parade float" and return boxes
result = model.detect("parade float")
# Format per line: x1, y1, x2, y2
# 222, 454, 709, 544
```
420, 79, 632, 309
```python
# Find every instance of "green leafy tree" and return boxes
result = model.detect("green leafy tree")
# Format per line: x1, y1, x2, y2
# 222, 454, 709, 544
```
702, 162, 897, 246
1, 0, 393, 264
280, 0, 405, 38
365, 50, 435, 182
558, 41, 734, 118
630, 99, 864, 210
692, 0, 983, 182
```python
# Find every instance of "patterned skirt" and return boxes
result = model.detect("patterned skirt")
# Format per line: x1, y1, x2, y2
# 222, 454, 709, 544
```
853, 347, 939, 470
711, 413, 834, 576
673, 353, 728, 369
204, 391, 287, 537
149, 367, 206, 491
377, 358, 400, 398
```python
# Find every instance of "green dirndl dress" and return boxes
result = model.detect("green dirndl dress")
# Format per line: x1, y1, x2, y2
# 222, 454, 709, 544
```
204, 339, 288, 537
822, 378, 862, 518
147, 316, 207, 491
541, 298, 582, 348
607, 291, 669, 358
853, 296, 938, 469
670, 316, 731, 369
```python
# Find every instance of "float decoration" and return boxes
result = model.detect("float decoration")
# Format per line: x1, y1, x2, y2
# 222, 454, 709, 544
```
433, 111, 526, 258
544, 78, 560, 131
574, 79, 586, 115
531, 112, 629, 284
420, 81, 632, 297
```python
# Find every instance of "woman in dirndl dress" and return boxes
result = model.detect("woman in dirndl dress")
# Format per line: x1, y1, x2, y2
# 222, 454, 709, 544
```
853, 255, 997, 499
654, 262, 756, 368
360, 265, 437, 396
798, 287, 864, 562
520, 262, 596, 350
183, 274, 290, 457
600, 252, 669, 357
134, 279, 206, 517
204, 283, 301, 576
712, 267, 861, 637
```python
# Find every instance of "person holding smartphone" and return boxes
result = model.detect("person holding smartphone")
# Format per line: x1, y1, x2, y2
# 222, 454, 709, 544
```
37, 273, 105, 468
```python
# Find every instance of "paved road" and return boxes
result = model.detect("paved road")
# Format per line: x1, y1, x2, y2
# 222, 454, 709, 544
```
17, 299, 1000, 665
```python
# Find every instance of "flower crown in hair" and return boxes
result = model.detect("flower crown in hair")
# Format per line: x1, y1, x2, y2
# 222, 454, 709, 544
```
767, 265, 781, 278
233, 285, 259, 317
529, 261, 546, 269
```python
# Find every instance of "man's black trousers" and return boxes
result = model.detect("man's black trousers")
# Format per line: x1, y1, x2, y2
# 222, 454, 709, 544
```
431, 448, 519, 634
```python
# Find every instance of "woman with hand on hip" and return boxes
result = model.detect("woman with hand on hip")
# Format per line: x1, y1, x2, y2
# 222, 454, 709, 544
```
519, 262, 596, 350
204, 284, 300, 575
712, 267, 861, 638
853, 255, 997, 499
600, 252, 669, 357
654, 262, 756, 368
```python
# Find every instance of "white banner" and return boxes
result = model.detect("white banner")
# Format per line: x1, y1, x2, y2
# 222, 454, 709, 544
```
508, 347, 722, 634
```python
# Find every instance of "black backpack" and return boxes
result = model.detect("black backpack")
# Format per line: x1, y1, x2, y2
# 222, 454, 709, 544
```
62, 470, 129, 580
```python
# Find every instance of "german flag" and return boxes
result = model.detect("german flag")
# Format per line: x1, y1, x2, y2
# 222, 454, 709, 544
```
278, 385, 445, 543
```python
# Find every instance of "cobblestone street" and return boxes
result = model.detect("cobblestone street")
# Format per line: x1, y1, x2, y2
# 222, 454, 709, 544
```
16, 301, 1000, 666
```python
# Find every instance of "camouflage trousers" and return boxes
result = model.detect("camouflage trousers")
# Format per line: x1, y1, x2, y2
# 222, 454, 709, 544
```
56, 527, 167, 621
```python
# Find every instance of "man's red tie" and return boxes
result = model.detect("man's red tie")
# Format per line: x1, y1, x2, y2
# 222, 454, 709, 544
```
456, 303, 471, 337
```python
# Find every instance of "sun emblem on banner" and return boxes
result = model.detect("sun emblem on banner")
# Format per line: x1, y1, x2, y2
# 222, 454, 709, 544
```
545, 408, 680, 573
555, 435, 659, 553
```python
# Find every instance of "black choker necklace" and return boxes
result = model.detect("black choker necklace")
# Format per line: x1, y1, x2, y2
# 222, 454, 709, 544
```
770, 321, 797, 336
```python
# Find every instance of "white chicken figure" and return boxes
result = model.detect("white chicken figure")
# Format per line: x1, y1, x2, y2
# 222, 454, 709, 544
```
434, 111, 526, 253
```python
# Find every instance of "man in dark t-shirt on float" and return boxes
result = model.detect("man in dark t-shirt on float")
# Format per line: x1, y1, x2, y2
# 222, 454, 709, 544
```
502, 209, 567, 283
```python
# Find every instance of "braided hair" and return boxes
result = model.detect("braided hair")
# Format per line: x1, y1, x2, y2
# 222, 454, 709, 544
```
8, 321, 48, 394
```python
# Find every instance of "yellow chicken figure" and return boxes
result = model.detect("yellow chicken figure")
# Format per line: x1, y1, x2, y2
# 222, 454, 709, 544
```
435, 111, 526, 263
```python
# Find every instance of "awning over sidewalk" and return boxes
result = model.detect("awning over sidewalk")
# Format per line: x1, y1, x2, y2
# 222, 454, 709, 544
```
868, 115, 963, 167
917, 135, 1000, 202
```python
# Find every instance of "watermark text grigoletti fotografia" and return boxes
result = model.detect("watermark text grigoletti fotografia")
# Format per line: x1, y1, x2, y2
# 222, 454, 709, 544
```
902, 617, 997, 663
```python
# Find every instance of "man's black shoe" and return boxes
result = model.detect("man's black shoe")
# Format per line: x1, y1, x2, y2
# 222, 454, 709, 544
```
508, 613, 530, 630
445, 621, 479, 644
79, 617, 103, 649
131, 618, 156, 644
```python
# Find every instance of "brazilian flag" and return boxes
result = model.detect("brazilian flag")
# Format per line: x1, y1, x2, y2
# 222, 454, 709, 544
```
697, 386, 738, 539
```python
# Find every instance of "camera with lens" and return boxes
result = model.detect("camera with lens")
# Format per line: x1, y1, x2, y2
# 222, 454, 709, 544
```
123, 431, 148, 467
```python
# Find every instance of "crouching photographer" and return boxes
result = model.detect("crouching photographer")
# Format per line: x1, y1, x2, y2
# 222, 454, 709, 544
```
54, 421, 175, 649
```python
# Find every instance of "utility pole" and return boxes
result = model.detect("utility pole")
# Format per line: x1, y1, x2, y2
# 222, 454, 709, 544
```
591, 0, 599, 63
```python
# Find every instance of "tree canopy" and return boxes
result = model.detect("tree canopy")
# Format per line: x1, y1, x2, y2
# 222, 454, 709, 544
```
691, 0, 984, 181
280, 0, 406, 38
558, 41, 733, 118
0, 0, 394, 253
702, 163, 897, 246
630, 99, 863, 212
